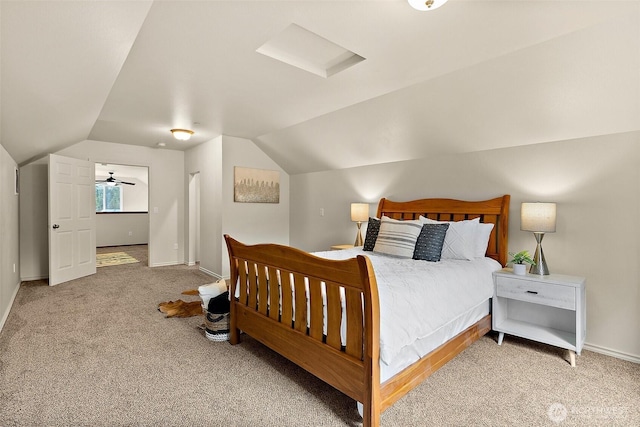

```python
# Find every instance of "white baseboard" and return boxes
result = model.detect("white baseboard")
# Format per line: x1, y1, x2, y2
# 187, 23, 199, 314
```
0, 281, 21, 333
198, 266, 221, 279
583, 342, 640, 364
150, 261, 182, 267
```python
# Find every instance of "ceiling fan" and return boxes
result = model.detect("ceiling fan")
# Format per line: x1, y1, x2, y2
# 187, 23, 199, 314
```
95, 172, 135, 186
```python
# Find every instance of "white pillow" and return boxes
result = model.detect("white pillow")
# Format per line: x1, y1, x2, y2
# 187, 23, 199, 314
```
373, 216, 423, 258
474, 222, 495, 258
421, 216, 479, 261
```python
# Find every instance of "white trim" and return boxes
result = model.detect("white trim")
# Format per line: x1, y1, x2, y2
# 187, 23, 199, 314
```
0, 282, 21, 333
149, 261, 183, 267
583, 342, 640, 364
198, 266, 221, 279
186, 261, 197, 267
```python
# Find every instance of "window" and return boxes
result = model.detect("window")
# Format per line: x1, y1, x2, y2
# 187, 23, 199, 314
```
95, 184, 123, 212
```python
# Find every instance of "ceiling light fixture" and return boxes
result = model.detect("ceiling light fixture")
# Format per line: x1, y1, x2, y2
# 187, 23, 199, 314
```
408, 0, 448, 11
170, 128, 194, 141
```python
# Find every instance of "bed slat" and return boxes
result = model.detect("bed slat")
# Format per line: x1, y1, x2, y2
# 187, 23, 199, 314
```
293, 273, 307, 334
326, 282, 342, 350
309, 278, 324, 341
281, 272, 293, 327
248, 262, 258, 310
257, 264, 268, 316
345, 288, 363, 359
268, 267, 280, 321
238, 260, 248, 305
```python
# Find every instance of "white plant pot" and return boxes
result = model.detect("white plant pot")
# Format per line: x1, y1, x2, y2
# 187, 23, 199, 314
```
513, 264, 527, 275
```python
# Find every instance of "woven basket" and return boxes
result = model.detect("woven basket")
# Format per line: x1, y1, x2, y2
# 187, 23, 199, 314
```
204, 310, 229, 342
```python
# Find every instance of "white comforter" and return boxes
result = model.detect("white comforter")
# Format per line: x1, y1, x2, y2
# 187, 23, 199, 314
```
314, 248, 501, 365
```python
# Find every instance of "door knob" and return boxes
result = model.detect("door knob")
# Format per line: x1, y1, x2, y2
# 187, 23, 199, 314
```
52, 224, 60, 229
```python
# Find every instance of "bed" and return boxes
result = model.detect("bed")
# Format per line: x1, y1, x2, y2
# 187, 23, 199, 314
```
224, 195, 510, 426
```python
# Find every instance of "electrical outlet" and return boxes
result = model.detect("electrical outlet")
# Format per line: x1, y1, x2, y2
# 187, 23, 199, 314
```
173, 243, 178, 250
320, 208, 325, 217
128, 231, 132, 236
13, 263, 16, 273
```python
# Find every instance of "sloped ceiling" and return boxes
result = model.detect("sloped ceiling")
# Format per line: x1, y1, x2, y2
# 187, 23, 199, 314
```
1, 1, 638, 172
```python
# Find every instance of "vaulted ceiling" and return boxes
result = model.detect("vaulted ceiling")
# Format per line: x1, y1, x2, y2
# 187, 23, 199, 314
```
1, 1, 638, 173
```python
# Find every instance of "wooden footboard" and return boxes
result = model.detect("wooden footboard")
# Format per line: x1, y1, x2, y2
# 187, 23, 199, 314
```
225, 235, 382, 426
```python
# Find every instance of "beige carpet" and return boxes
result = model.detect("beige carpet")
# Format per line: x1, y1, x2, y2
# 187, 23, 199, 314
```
96, 251, 140, 267
0, 258, 638, 426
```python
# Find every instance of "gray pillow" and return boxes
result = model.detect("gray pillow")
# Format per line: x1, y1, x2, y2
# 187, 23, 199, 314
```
413, 223, 450, 262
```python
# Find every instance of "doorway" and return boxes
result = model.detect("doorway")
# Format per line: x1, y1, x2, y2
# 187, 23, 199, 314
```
188, 172, 201, 266
95, 163, 150, 266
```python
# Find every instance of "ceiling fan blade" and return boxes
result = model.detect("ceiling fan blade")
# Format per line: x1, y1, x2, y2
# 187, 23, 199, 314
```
119, 180, 136, 185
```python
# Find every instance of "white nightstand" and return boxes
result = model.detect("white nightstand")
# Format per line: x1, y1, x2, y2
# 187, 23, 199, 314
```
492, 269, 586, 367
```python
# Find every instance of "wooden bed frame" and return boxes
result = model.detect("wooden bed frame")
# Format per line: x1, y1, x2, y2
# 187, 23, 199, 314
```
224, 195, 510, 426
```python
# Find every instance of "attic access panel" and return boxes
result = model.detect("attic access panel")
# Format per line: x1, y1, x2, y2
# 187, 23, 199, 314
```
256, 23, 365, 78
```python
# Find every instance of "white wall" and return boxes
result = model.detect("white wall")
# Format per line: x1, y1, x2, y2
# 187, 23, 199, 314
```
96, 213, 149, 247
290, 132, 640, 362
122, 177, 148, 211
184, 136, 223, 276
94, 174, 149, 212
220, 136, 290, 278
0, 144, 21, 331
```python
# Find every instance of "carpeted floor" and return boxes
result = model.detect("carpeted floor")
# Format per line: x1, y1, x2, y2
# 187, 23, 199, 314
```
0, 254, 638, 426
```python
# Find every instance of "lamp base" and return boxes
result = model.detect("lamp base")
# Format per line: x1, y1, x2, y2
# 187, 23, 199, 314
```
529, 233, 550, 275
354, 222, 363, 247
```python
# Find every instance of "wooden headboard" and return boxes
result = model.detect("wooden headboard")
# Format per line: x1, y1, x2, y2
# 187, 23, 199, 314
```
376, 195, 510, 266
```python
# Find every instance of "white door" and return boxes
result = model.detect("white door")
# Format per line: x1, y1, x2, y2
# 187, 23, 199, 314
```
48, 154, 96, 286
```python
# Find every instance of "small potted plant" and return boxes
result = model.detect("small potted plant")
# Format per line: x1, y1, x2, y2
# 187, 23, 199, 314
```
508, 250, 536, 275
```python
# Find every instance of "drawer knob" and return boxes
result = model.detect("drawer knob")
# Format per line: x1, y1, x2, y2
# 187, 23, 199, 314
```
526, 290, 538, 295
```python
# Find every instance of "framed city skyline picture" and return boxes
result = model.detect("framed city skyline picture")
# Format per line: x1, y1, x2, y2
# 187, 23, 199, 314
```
234, 166, 280, 203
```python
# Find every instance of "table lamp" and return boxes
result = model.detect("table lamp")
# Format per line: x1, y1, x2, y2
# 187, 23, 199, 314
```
351, 203, 369, 246
521, 202, 556, 275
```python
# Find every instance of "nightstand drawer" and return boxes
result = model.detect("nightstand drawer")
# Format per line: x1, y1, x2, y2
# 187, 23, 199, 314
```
496, 277, 575, 310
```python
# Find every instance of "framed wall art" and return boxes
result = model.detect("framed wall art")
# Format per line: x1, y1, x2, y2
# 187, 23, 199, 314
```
234, 166, 280, 203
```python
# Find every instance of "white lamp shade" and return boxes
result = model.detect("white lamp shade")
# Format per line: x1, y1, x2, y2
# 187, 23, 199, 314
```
408, 0, 449, 11
521, 202, 557, 233
351, 203, 369, 222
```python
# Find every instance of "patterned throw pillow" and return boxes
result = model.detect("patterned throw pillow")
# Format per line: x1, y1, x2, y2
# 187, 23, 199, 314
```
363, 217, 380, 251
413, 223, 450, 262
373, 216, 423, 258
